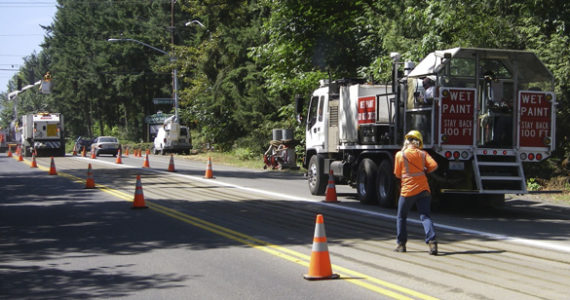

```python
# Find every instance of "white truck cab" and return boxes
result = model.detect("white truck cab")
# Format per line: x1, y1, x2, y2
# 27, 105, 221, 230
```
153, 116, 192, 155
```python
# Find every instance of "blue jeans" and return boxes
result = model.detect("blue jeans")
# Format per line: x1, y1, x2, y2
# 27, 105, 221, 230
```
396, 191, 436, 245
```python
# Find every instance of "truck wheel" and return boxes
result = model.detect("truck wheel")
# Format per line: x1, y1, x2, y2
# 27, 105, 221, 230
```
376, 160, 397, 208
357, 158, 377, 204
308, 155, 327, 195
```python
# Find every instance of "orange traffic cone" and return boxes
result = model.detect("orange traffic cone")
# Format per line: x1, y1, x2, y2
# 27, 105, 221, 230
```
167, 154, 175, 172
90, 149, 96, 159
85, 163, 95, 189
145, 149, 150, 155
124, 147, 129, 157
30, 153, 38, 168
115, 149, 123, 164
303, 214, 339, 280
18, 149, 24, 161
204, 157, 214, 179
132, 175, 148, 209
81, 146, 86, 157
48, 157, 57, 175
324, 170, 339, 203
142, 153, 150, 168
72, 144, 77, 156
7, 145, 12, 157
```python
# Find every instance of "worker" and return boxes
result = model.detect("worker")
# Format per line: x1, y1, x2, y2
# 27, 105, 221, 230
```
393, 130, 439, 255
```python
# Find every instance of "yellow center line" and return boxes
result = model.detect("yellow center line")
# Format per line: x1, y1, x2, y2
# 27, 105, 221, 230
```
23, 158, 438, 300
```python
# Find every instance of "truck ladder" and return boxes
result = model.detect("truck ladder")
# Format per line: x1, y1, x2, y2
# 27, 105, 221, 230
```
472, 152, 527, 194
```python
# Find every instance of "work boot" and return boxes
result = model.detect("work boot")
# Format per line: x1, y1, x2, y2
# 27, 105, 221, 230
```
428, 240, 438, 255
394, 244, 406, 253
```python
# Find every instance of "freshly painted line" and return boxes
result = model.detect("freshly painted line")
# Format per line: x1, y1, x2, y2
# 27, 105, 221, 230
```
72, 156, 570, 254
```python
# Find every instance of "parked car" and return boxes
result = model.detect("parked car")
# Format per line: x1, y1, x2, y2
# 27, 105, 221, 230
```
91, 136, 120, 156
74, 136, 93, 153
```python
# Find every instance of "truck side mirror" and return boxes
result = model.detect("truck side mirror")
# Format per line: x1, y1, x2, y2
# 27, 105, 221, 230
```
295, 94, 304, 124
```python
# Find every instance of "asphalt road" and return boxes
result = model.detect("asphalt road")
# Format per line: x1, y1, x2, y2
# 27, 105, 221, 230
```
1, 153, 569, 299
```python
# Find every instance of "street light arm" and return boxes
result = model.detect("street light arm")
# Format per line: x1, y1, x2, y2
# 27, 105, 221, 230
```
185, 20, 205, 28
107, 38, 169, 56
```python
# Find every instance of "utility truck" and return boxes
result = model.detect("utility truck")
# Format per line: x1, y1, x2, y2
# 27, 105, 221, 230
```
153, 115, 192, 155
297, 48, 556, 207
21, 112, 66, 157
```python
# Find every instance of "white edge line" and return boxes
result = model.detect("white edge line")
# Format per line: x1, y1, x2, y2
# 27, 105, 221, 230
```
73, 156, 570, 254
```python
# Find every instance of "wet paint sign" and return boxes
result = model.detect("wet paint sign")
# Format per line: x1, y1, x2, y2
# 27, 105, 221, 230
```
358, 96, 376, 124
440, 88, 476, 145
518, 91, 554, 148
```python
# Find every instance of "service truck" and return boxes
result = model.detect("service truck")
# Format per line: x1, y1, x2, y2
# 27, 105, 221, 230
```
21, 112, 66, 157
152, 115, 192, 155
298, 47, 556, 207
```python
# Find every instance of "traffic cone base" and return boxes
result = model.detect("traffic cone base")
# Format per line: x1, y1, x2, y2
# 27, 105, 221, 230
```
167, 154, 175, 172
132, 175, 148, 209
303, 214, 339, 280
48, 157, 57, 175
204, 157, 215, 179
324, 170, 339, 203
85, 163, 95, 189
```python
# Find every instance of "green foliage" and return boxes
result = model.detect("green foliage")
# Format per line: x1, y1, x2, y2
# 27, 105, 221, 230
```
527, 178, 542, 191
1, 0, 569, 173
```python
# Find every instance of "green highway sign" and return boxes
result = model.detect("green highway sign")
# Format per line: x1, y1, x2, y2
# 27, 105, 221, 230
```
153, 98, 175, 105
145, 113, 173, 124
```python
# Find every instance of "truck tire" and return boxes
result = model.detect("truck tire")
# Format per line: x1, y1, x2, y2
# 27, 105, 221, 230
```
308, 154, 327, 195
376, 160, 397, 208
357, 158, 377, 204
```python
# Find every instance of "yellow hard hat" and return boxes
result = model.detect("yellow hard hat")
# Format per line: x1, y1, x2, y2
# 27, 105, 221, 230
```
405, 130, 424, 148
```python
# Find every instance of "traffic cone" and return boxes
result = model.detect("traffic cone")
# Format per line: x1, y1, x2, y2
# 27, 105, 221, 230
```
91, 149, 96, 159
167, 154, 175, 172
18, 149, 24, 161
142, 153, 150, 168
81, 146, 86, 157
124, 147, 129, 157
30, 153, 38, 168
115, 149, 122, 164
204, 157, 214, 179
48, 157, 57, 175
145, 149, 150, 155
303, 214, 339, 280
132, 175, 148, 209
7, 145, 12, 157
324, 170, 339, 203
72, 144, 77, 156
85, 163, 95, 189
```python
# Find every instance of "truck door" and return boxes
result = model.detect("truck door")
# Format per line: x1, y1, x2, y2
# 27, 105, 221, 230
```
306, 95, 326, 152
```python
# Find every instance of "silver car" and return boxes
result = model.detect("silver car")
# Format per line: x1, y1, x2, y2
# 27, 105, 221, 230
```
91, 136, 120, 156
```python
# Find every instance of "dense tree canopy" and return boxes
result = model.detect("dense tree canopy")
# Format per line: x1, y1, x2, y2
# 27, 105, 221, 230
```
1, 0, 569, 159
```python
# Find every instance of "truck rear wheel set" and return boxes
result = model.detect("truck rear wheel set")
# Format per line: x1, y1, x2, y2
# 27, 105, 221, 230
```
308, 154, 398, 208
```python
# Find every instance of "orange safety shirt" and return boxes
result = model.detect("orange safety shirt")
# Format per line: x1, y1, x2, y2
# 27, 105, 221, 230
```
394, 147, 438, 197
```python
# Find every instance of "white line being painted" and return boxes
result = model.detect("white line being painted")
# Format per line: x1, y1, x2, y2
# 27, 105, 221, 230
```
74, 156, 570, 254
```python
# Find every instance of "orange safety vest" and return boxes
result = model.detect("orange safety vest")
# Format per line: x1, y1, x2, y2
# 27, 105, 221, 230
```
394, 148, 437, 197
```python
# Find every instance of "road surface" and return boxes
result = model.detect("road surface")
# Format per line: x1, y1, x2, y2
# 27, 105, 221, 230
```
1, 153, 568, 299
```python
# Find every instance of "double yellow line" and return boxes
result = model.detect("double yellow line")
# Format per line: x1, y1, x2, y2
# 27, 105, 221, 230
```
28, 158, 438, 300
